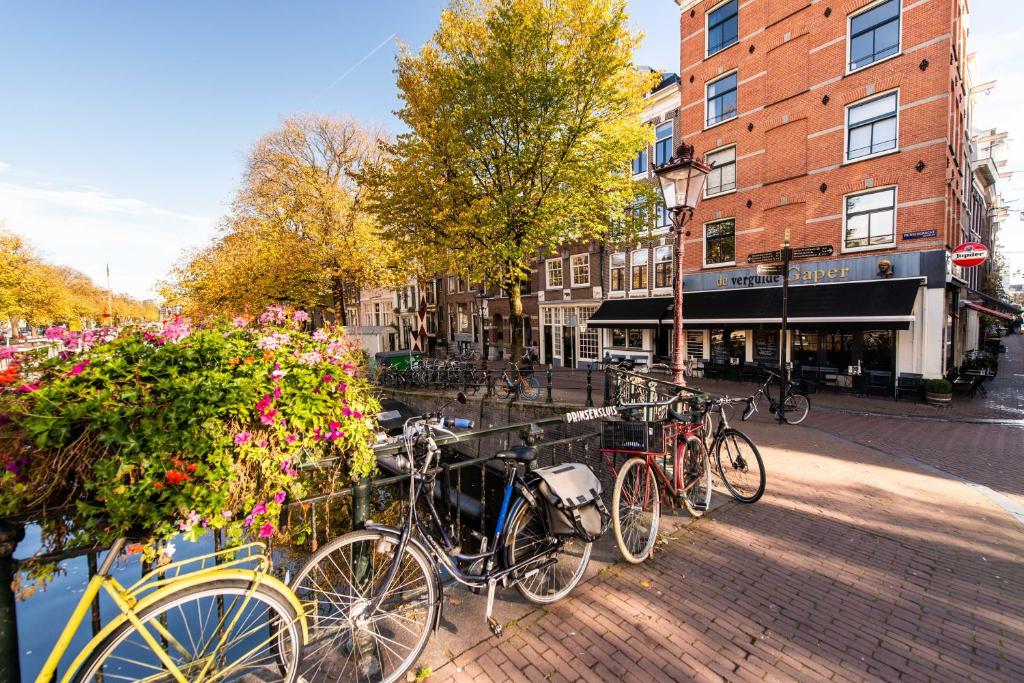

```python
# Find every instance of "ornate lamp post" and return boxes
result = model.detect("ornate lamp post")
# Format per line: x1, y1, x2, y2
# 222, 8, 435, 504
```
653, 143, 711, 386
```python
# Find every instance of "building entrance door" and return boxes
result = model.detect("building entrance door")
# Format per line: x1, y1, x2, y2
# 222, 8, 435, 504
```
655, 326, 670, 359
562, 327, 576, 368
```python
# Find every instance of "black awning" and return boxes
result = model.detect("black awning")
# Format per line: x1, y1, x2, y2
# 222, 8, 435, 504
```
588, 279, 923, 330
968, 289, 1023, 316
587, 297, 673, 328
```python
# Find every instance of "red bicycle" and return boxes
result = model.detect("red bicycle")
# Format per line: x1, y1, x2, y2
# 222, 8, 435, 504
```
602, 390, 712, 564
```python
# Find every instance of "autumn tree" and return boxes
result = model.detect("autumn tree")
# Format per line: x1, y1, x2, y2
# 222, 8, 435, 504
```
169, 115, 401, 320
364, 0, 658, 360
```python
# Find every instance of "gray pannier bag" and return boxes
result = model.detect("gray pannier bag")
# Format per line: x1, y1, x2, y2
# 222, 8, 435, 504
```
533, 463, 610, 542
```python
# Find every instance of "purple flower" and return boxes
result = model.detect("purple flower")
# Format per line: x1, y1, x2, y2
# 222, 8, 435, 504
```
251, 501, 268, 516
292, 310, 310, 323
258, 522, 275, 538
274, 490, 287, 504
243, 514, 254, 527
273, 386, 282, 399
232, 315, 248, 328
234, 432, 253, 446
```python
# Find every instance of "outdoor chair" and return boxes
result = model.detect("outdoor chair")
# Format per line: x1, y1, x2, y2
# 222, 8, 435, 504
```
896, 373, 924, 402
864, 370, 893, 397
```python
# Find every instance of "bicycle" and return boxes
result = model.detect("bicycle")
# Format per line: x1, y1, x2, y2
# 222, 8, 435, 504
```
701, 396, 766, 504
35, 540, 307, 682
288, 396, 594, 682
743, 371, 810, 425
603, 390, 713, 564
496, 362, 541, 401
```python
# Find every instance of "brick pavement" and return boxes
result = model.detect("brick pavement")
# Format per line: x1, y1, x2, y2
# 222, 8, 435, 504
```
428, 417, 1024, 682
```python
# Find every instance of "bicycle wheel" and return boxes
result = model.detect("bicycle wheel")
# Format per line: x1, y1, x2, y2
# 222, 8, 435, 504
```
680, 437, 712, 518
714, 428, 766, 504
505, 498, 592, 604
75, 578, 303, 682
519, 375, 541, 401
611, 456, 661, 563
782, 393, 810, 425
290, 529, 437, 683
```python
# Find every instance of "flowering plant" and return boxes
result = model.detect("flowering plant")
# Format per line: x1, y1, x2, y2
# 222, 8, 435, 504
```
0, 305, 379, 558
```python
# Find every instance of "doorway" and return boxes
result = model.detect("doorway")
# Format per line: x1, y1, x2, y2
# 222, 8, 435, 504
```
562, 326, 576, 368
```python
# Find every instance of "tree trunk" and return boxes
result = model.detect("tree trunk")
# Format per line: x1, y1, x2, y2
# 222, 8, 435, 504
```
332, 277, 348, 326
510, 279, 524, 364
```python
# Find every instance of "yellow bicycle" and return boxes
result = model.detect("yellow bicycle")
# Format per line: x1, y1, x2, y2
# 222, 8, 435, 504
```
35, 538, 308, 682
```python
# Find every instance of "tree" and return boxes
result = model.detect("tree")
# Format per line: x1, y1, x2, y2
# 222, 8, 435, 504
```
363, 0, 658, 360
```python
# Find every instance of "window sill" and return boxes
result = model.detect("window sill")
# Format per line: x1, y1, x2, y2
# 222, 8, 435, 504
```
840, 242, 896, 254
842, 147, 900, 166
703, 261, 736, 269
845, 51, 902, 77
705, 188, 737, 200
704, 116, 738, 132
609, 290, 626, 298
705, 40, 740, 61
545, 285, 563, 290
652, 287, 673, 296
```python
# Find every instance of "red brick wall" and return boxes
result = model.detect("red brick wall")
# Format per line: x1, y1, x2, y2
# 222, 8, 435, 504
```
678, 0, 962, 272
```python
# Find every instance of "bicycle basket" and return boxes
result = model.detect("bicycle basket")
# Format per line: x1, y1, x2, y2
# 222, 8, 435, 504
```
601, 420, 665, 453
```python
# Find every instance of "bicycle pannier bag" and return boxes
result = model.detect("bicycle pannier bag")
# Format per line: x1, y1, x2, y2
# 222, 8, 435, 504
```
532, 463, 610, 542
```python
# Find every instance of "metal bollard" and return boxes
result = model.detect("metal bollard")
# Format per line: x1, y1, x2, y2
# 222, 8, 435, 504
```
585, 366, 594, 407
545, 366, 553, 403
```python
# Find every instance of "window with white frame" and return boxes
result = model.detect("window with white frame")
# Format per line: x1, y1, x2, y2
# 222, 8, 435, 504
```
545, 258, 564, 288
579, 328, 599, 359
686, 331, 704, 359
844, 187, 896, 249
706, 72, 737, 127
610, 252, 626, 291
655, 201, 671, 229
704, 219, 736, 266
654, 246, 673, 288
457, 304, 469, 332
707, 0, 739, 57
632, 148, 648, 175
705, 146, 737, 196
571, 253, 590, 286
848, 0, 900, 72
447, 276, 457, 293
631, 249, 648, 289
654, 122, 674, 166
846, 91, 898, 161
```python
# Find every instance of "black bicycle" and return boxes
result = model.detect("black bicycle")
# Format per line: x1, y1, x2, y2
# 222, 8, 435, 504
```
702, 396, 766, 503
289, 395, 593, 682
743, 371, 810, 425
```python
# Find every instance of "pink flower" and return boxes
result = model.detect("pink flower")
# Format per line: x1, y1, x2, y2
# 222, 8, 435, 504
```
342, 407, 352, 417
251, 501, 268, 516
67, 360, 90, 377
221, 510, 234, 520
292, 310, 310, 323
258, 439, 269, 448
337, 382, 347, 393
322, 374, 334, 384
258, 522, 275, 538
280, 460, 298, 476
274, 490, 287, 504
256, 394, 273, 412
232, 315, 248, 328
243, 514, 254, 527
269, 368, 287, 381
260, 410, 277, 425
273, 386, 282, 399
234, 432, 253, 446
15, 384, 39, 393
285, 434, 298, 444
353, 411, 362, 419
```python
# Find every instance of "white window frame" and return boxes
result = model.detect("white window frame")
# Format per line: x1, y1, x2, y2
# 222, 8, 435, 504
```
609, 252, 626, 292
844, 89, 900, 164
703, 218, 737, 268
630, 249, 649, 290
545, 258, 564, 289
704, 144, 737, 198
705, 0, 740, 58
846, 0, 902, 76
704, 70, 739, 130
570, 253, 590, 287
841, 185, 898, 253
653, 245, 673, 290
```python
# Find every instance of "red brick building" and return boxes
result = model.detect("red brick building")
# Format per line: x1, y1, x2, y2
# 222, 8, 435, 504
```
595, 0, 993, 383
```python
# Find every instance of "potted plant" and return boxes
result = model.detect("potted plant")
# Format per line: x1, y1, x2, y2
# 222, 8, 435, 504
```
923, 378, 953, 406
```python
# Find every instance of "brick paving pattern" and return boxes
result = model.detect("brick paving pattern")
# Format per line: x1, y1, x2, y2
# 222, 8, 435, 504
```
429, 409, 1024, 682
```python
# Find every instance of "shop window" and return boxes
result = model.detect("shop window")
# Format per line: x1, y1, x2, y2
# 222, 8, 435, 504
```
686, 331, 704, 359
610, 252, 626, 291
707, 0, 739, 57
612, 328, 626, 347
704, 219, 736, 266
611, 328, 643, 349
792, 332, 819, 366
631, 249, 648, 289
706, 72, 738, 127
847, 91, 898, 161
579, 329, 599, 359
571, 253, 590, 286
705, 146, 737, 196
862, 330, 894, 370
820, 332, 854, 369
844, 187, 896, 250
654, 246, 673, 288
546, 258, 564, 288
710, 330, 728, 363
729, 330, 746, 362
848, 0, 900, 72
753, 330, 779, 362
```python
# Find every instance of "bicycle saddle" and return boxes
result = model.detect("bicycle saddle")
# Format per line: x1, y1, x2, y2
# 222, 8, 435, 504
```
495, 446, 537, 464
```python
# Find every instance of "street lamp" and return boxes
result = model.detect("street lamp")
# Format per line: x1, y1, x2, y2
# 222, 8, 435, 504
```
653, 142, 711, 386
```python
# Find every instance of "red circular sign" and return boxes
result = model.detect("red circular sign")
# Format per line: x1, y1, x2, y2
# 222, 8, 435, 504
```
951, 242, 989, 268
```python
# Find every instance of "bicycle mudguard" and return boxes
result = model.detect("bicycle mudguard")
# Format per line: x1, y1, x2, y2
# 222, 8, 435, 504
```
364, 523, 446, 634
56, 568, 307, 683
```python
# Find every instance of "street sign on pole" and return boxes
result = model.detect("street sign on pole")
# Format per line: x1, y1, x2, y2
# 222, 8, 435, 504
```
748, 250, 782, 264
756, 264, 785, 276
791, 245, 834, 259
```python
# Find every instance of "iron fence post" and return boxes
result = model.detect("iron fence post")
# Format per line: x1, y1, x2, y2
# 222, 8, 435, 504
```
585, 367, 594, 407
0, 522, 24, 683
545, 366, 553, 404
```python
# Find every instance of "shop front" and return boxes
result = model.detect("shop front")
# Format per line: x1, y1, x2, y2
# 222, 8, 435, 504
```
588, 250, 951, 386
539, 304, 601, 368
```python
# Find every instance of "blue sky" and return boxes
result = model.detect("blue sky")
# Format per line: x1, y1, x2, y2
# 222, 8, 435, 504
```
0, 1, 1020, 298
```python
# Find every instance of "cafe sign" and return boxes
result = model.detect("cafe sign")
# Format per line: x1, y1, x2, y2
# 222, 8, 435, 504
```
950, 242, 989, 268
